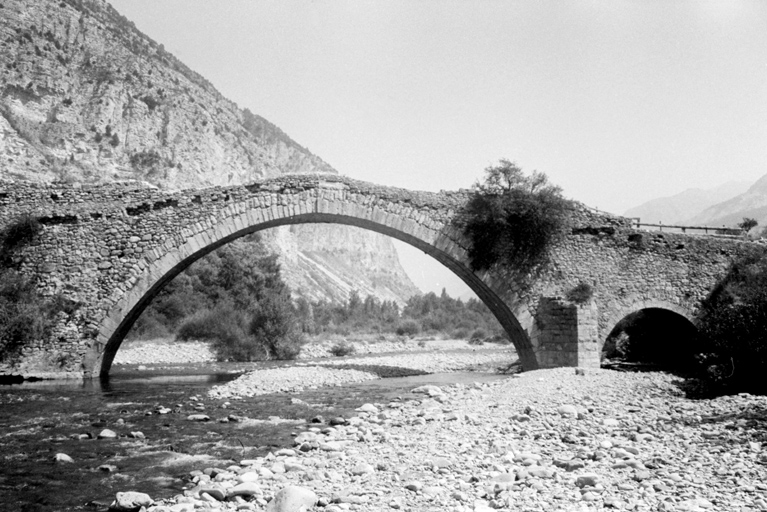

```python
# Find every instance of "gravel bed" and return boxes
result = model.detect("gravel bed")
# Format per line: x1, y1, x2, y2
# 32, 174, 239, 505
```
113, 341, 215, 365
209, 349, 513, 399
113, 338, 504, 366
108, 367, 767, 512
298, 339, 503, 359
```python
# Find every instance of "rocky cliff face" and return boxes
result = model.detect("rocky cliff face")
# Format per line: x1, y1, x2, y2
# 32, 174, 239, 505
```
0, 0, 419, 304
264, 225, 420, 304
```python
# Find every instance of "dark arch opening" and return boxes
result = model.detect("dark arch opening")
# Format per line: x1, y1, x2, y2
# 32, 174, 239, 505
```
602, 307, 700, 372
97, 213, 535, 377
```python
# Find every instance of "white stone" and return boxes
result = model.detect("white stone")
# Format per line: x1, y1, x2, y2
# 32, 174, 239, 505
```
54, 453, 74, 463
97, 429, 117, 439
265, 486, 318, 512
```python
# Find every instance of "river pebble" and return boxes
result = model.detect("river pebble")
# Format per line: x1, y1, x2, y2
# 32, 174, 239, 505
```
113, 367, 767, 511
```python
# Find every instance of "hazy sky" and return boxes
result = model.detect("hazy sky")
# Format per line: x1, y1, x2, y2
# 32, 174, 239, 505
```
109, 0, 767, 297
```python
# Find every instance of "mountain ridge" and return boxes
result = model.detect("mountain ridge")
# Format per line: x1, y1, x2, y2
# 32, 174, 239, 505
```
623, 180, 752, 225
684, 174, 767, 229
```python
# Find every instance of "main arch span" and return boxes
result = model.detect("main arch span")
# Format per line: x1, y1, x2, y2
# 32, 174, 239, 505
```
95, 201, 534, 375
0, 175, 762, 378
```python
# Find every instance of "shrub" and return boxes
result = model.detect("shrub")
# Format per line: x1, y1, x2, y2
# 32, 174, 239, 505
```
129, 150, 163, 176
452, 327, 470, 339
45, 293, 80, 317
248, 294, 306, 360
469, 328, 487, 345
458, 160, 572, 283
487, 332, 511, 344
213, 327, 267, 362
0, 269, 49, 362
127, 309, 171, 341
329, 341, 356, 357
177, 306, 241, 342
141, 95, 160, 111
1, 214, 42, 264
0, 216, 56, 362
396, 320, 420, 337
176, 306, 259, 361
694, 252, 767, 394
566, 282, 594, 305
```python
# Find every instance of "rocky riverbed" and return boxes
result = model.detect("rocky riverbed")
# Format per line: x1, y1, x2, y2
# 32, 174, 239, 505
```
113, 338, 502, 366
103, 367, 767, 512
209, 349, 511, 399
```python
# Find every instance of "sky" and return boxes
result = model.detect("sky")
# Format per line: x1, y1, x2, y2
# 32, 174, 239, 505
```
109, 0, 767, 298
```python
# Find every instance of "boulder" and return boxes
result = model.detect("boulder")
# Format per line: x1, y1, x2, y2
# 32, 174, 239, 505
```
54, 453, 74, 463
110, 491, 152, 511
265, 486, 318, 512
227, 481, 261, 498
98, 429, 118, 439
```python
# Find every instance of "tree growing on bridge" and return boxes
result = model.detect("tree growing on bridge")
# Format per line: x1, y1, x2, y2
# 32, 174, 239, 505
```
458, 159, 573, 284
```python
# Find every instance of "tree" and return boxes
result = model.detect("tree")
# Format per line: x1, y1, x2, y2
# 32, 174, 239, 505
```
478, 159, 560, 196
738, 217, 758, 234
459, 159, 573, 280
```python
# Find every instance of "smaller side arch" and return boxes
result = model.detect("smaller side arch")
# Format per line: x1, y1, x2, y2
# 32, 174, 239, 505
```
604, 299, 694, 339
602, 300, 700, 370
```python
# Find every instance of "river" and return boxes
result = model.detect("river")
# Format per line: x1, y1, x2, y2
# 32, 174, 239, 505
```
0, 358, 508, 512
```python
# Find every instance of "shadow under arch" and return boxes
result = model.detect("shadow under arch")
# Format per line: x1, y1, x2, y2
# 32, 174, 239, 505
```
92, 213, 536, 378
603, 303, 699, 371
604, 299, 694, 336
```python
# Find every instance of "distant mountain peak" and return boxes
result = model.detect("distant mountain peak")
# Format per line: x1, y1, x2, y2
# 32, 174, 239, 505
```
685, 173, 767, 229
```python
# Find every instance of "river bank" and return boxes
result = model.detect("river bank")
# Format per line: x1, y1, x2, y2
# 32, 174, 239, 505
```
109, 365, 766, 512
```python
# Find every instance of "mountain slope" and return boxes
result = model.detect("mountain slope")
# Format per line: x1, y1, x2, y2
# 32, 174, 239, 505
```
0, 0, 334, 184
685, 173, 767, 229
623, 181, 751, 225
0, 0, 419, 304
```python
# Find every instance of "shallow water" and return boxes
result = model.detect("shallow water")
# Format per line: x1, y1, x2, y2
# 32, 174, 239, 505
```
0, 361, 507, 512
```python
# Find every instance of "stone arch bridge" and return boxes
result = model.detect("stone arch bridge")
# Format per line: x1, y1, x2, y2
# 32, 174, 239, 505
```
0, 175, 760, 378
